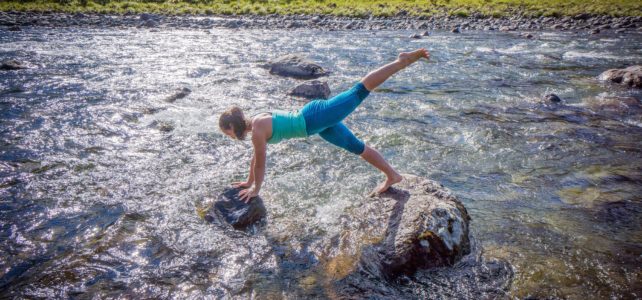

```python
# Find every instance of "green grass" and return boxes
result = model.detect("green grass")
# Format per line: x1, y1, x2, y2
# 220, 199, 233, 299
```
1, 0, 640, 18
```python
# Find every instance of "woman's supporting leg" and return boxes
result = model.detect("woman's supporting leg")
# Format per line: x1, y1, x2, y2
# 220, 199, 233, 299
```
360, 145, 403, 195
361, 48, 429, 91
318, 123, 402, 194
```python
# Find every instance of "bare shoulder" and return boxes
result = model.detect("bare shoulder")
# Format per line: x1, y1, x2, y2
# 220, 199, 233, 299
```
251, 114, 272, 141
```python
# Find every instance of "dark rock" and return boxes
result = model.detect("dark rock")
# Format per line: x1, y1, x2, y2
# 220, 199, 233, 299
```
139, 13, 157, 21
262, 54, 328, 79
520, 32, 534, 39
164, 87, 191, 103
590, 28, 600, 34
0, 59, 28, 70
141, 19, 159, 27
8, 25, 20, 31
551, 23, 565, 30
156, 121, 175, 132
451, 26, 461, 33
543, 94, 562, 103
288, 80, 331, 99
599, 65, 642, 88
421, 30, 430, 36
409, 33, 421, 39
205, 187, 267, 231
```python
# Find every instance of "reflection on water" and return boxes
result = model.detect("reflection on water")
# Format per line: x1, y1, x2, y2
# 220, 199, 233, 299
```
1, 27, 641, 298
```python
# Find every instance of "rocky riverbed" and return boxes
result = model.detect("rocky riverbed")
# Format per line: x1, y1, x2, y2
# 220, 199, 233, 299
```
1, 19, 641, 299
1, 10, 641, 34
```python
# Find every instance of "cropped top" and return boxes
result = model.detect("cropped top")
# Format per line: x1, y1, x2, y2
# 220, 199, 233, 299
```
267, 110, 308, 144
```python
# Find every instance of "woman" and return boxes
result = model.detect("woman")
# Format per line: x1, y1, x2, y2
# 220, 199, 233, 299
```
219, 48, 429, 202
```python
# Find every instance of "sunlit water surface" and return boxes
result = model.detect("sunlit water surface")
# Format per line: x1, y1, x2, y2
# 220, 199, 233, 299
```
1, 27, 641, 299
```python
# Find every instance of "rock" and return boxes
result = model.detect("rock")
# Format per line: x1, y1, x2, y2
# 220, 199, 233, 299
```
551, 23, 565, 30
543, 94, 562, 103
451, 26, 461, 33
8, 25, 20, 31
374, 175, 471, 278
141, 19, 158, 27
263, 54, 328, 79
163, 87, 191, 103
590, 28, 600, 34
139, 13, 156, 21
520, 32, 534, 39
421, 30, 430, 36
409, 33, 421, 39
287, 80, 331, 99
0, 59, 27, 70
156, 121, 175, 132
205, 187, 267, 231
499, 25, 514, 31
599, 65, 642, 88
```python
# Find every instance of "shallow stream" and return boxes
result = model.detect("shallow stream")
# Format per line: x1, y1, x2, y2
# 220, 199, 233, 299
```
1, 26, 641, 298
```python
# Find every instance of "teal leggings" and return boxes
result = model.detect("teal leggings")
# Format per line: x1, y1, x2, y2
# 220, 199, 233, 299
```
301, 82, 370, 155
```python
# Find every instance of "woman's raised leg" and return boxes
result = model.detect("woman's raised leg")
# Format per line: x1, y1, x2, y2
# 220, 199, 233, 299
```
361, 48, 429, 91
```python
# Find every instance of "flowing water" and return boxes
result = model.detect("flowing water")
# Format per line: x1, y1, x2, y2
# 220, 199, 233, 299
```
1, 26, 641, 299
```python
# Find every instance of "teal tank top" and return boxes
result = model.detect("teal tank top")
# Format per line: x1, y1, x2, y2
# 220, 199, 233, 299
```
267, 110, 308, 144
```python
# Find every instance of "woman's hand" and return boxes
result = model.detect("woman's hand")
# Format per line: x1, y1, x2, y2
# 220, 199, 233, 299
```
238, 188, 259, 202
232, 181, 252, 189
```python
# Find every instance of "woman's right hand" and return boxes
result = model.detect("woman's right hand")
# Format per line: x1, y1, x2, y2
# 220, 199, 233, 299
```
232, 181, 252, 189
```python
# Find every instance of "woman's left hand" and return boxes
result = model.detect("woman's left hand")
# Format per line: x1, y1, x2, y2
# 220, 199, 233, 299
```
238, 188, 259, 202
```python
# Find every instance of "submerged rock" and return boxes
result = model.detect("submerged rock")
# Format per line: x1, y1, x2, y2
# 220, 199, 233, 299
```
205, 187, 267, 231
598, 65, 642, 88
163, 87, 191, 103
262, 54, 328, 79
287, 80, 331, 99
543, 93, 562, 103
0, 59, 28, 70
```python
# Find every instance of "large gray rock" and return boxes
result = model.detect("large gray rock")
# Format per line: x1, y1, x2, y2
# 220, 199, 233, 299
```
375, 175, 472, 277
263, 54, 328, 79
205, 187, 267, 231
316, 174, 472, 280
599, 65, 642, 88
287, 80, 331, 99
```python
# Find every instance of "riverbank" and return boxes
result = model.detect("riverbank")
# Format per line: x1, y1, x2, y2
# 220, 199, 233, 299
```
1, 10, 641, 34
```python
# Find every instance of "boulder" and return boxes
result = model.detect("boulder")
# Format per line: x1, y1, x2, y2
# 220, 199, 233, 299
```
543, 93, 562, 103
598, 65, 642, 88
451, 26, 461, 33
263, 54, 328, 79
287, 80, 331, 99
409, 33, 421, 39
375, 175, 471, 277
0, 59, 27, 70
205, 187, 267, 231
163, 87, 191, 103
317, 174, 472, 280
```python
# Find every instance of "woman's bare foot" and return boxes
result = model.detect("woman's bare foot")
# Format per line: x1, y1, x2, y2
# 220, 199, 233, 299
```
398, 48, 430, 67
372, 173, 403, 196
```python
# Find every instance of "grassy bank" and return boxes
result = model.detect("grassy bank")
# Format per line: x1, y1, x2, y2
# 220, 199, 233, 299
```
1, 0, 641, 18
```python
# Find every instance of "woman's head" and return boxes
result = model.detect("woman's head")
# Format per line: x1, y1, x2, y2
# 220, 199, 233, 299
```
219, 106, 249, 140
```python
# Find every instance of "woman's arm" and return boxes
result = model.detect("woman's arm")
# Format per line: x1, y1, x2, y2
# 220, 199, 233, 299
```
239, 132, 267, 202
232, 154, 255, 188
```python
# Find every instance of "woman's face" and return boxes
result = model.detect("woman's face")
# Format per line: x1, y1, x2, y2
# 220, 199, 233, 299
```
222, 127, 237, 139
